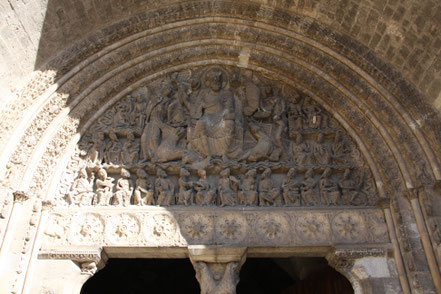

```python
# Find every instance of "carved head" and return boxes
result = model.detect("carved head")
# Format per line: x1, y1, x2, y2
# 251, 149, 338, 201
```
296, 134, 303, 144
220, 168, 230, 178
262, 168, 271, 178
317, 133, 324, 143
180, 168, 190, 177
78, 168, 88, 178
157, 168, 167, 178
206, 68, 224, 92
322, 167, 331, 178
343, 168, 351, 179
120, 168, 131, 178
97, 168, 107, 179
197, 169, 206, 179
136, 169, 147, 179
287, 168, 296, 178
246, 169, 257, 177
126, 131, 135, 141
96, 132, 105, 141
305, 168, 314, 178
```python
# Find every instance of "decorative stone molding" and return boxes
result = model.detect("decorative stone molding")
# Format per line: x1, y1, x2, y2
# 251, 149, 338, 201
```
326, 247, 388, 273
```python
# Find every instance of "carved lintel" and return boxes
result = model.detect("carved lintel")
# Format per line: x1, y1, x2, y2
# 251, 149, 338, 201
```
39, 248, 108, 271
13, 190, 30, 203
326, 248, 387, 272
188, 246, 247, 294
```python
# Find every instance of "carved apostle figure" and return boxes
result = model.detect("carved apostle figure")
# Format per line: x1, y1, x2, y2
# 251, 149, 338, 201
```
218, 168, 239, 206
313, 133, 331, 165
94, 168, 114, 205
300, 169, 319, 205
339, 169, 366, 205
66, 168, 94, 206
133, 169, 154, 206
238, 169, 258, 206
188, 68, 237, 158
258, 168, 282, 206
287, 91, 304, 137
177, 168, 194, 206
112, 168, 133, 206
319, 168, 340, 205
155, 168, 175, 206
195, 169, 216, 205
282, 168, 301, 206
293, 134, 313, 165
331, 130, 349, 164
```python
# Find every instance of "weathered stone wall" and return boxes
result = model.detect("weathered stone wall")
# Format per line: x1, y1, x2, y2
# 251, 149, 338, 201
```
0, 0, 440, 108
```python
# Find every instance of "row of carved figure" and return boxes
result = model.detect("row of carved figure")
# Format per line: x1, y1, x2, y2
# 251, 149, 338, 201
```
66, 166, 370, 207
83, 129, 351, 167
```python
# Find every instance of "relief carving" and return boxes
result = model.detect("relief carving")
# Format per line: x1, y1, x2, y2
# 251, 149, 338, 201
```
56, 66, 377, 209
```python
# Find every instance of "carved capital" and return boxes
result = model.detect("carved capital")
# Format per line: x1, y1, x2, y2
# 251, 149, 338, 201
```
376, 197, 390, 209
13, 190, 30, 203
39, 248, 108, 271
80, 261, 98, 276
406, 188, 419, 201
188, 246, 247, 294
326, 248, 387, 272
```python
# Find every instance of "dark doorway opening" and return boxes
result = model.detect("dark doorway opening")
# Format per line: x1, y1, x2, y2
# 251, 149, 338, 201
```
81, 257, 353, 294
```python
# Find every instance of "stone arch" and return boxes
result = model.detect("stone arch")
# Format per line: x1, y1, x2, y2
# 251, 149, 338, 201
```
0, 1, 440, 293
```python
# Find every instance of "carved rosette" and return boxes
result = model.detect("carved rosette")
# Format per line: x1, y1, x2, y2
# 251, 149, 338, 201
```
296, 213, 330, 243
71, 213, 105, 244
365, 211, 389, 242
105, 213, 140, 244
180, 213, 214, 244
256, 214, 289, 243
144, 213, 178, 245
332, 212, 365, 242
215, 213, 248, 244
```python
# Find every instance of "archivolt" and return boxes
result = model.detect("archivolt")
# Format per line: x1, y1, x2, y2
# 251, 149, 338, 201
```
0, 2, 438, 201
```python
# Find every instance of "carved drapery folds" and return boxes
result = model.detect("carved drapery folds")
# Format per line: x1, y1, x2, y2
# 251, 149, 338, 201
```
56, 66, 377, 208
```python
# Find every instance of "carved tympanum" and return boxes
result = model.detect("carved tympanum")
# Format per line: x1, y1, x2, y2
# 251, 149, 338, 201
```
56, 66, 377, 208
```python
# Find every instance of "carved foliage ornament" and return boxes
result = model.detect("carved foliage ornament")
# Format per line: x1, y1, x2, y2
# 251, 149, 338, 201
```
56, 66, 377, 209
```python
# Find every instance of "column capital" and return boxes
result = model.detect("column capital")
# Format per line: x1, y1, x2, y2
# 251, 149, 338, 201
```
13, 190, 30, 203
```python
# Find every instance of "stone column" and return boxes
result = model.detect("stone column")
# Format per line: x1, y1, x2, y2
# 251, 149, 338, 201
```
188, 246, 247, 294
407, 188, 441, 293
326, 248, 402, 294
0, 191, 29, 266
